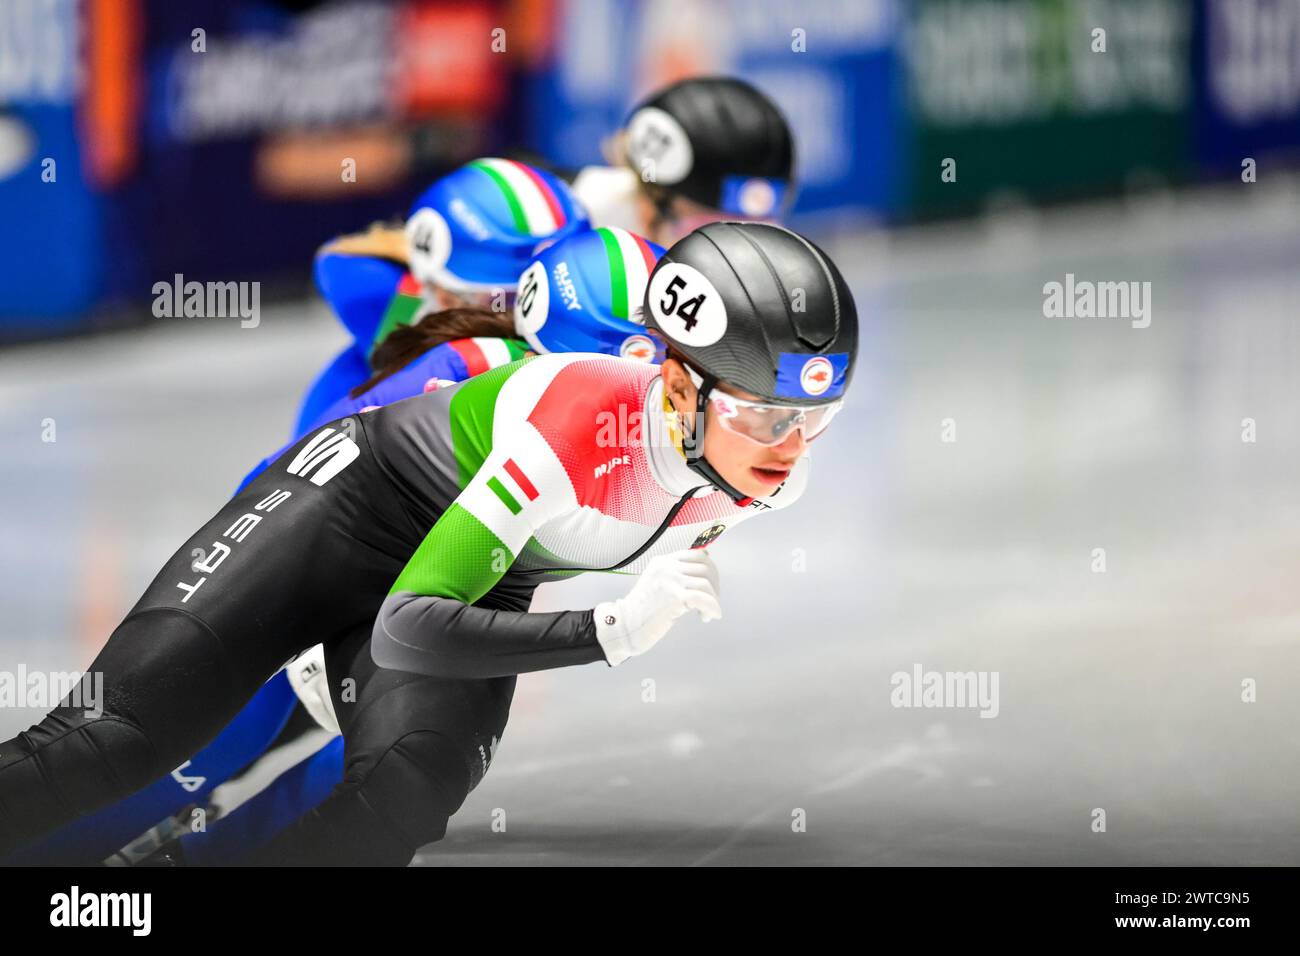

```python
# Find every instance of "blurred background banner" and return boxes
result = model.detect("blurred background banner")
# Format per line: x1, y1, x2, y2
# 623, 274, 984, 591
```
1193, 0, 1300, 172
902, 0, 1193, 217
0, 0, 104, 330
523, 0, 905, 225
1, 0, 514, 337
2, 0, 1300, 336
129, 0, 508, 289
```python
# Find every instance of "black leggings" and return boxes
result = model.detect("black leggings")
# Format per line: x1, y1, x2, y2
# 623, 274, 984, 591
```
0, 419, 524, 865
249, 624, 515, 865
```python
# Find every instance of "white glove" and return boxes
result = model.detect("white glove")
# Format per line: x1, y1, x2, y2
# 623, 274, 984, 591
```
593, 550, 722, 667
285, 644, 341, 735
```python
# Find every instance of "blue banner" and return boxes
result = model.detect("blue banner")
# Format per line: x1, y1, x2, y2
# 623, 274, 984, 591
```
0, 0, 105, 330
1194, 0, 1300, 172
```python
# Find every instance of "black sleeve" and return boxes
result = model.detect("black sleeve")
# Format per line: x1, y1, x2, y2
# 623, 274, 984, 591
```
370, 592, 608, 679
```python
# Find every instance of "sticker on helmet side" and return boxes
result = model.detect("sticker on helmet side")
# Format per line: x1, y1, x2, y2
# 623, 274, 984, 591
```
800, 356, 834, 396
647, 262, 727, 347
406, 207, 452, 286
626, 107, 693, 185
721, 175, 788, 218
619, 334, 656, 362
514, 260, 549, 335
774, 351, 851, 399
739, 178, 777, 217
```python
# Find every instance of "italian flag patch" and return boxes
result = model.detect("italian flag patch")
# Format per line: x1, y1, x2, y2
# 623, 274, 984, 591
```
485, 458, 540, 515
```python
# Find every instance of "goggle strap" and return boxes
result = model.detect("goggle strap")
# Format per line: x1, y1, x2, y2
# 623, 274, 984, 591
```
684, 366, 713, 461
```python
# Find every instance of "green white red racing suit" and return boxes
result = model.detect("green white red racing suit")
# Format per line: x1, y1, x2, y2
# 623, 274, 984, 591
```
364, 351, 808, 676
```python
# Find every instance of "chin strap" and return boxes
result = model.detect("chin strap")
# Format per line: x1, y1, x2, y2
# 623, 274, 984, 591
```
678, 366, 754, 505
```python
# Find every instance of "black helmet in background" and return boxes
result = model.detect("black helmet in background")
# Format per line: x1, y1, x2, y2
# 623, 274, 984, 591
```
623, 77, 795, 221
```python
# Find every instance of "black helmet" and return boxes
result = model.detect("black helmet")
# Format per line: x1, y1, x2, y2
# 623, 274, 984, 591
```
624, 77, 794, 219
644, 221, 857, 498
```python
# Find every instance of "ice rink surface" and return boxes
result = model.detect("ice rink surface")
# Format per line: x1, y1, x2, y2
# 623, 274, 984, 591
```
3, 184, 1299, 865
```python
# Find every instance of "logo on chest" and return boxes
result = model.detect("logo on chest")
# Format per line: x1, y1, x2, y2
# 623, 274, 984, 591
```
594, 454, 631, 479
690, 523, 726, 549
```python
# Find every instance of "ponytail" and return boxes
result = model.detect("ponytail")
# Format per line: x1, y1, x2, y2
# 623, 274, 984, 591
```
350, 306, 519, 398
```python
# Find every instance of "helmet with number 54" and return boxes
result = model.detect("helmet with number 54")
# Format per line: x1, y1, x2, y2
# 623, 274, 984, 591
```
644, 221, 858, 500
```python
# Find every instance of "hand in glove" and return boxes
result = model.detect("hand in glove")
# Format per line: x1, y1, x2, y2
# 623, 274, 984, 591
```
593, 550, 721, 667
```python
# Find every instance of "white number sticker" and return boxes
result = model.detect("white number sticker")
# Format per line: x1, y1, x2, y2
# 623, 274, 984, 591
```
647, 263, 727, 346
626, 107, 693, 185
404, 207, 451, 286
514, 260, 549, 334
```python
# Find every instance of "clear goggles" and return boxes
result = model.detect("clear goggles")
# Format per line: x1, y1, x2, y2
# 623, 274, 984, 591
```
706, 391, 843, 446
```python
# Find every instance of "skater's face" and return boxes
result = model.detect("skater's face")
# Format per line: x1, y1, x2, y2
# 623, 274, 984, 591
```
703, 391, 808, 497
661, 359, 809, 499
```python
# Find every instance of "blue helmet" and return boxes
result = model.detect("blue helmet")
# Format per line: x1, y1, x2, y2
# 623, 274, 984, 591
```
514, 226, 666, 362
405, 158, 589, 295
